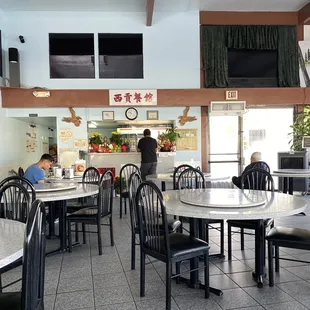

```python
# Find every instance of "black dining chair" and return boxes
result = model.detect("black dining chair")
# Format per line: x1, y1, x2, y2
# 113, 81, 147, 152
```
135, 181, 210, 310
172, 164, 193, 190
128, 172, 181, 270
119, 163, 140, 218
0, 182, 32, 292
178, 168, 225, 257
266, 226, 310, 287
17, 167, 25, 178
67, 170, 114, 255
0, 199, 46, 310
227, 168, 275, 260
0, 176, 36, 202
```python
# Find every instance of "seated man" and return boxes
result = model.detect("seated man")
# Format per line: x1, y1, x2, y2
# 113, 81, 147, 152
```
24, 153, 54, 184
232, 152, 269, 189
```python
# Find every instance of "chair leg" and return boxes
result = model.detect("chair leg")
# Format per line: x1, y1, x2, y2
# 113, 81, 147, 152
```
228, 223, 232, 260
75, 223, 79, 242
220, 221, 224, 257
97, 220, 102, 255
68, 220, 72, 253
82, 223, 86, 244
275, 246, 280, 272
175, 262, 181, 284
124, 199, 127, 215
268, 241, 274, 287
120, 197, 123, 219
140, 251, 146, 297
240, 228, 245, 250
0, 274, 2, 293
131, 233, 136, 270
204, 252, 210, 299
109, 216, 114, 246
166, 261, 172, 310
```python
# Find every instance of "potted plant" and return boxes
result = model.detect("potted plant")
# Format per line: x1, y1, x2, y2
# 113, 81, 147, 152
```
114, 175, 126, 195
110, 131, 123, 152
158, 127, 180, 151
288, 106, 310, 151
89, 132, 103, 152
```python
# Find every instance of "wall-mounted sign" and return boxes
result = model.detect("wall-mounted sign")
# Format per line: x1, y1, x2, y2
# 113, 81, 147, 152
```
226, 90, 238, 100
59, 129, 73, 142
74, 139, 88, 149
33, 91, 50, 98
109, 89, 157, 106
302, 136, 310, 148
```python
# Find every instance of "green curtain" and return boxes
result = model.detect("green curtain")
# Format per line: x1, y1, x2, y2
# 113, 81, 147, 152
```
201, 25, 300, 88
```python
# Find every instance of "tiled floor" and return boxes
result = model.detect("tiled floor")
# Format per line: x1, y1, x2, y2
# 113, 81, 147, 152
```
3, 194, 310, 310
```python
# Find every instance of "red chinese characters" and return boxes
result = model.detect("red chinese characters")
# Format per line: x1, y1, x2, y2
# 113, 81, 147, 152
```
124, 92, 132, 103
114, 94, 123, 103
134, 92, 142, 103
144, 93, 153, 102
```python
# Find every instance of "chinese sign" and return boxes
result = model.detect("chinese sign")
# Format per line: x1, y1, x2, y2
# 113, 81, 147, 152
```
109, 90, 157, 106
59, 129, 73, 142
74, 139, 88, 149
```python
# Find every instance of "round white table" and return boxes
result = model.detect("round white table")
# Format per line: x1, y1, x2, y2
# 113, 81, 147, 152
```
147, 173, 230, 191
163, 188, 307, 289
34, 183, 99, 253
272, 169, 310, 195
0, 219, 25, 269
45, 177, 83, 183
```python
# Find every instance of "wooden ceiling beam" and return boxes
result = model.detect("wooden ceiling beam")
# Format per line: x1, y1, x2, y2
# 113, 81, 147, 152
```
146, 0, 155, 26
299, 1, 310, 24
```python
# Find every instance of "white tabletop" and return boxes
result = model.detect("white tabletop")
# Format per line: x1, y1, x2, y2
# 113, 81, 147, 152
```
272, 169, 310, 178
35, 183, 99, 202
147, 173, 229, 182
0, 219, 25, 269
45, 176, 83, 183
163, 188, 307, 220
33, 183, 77, 193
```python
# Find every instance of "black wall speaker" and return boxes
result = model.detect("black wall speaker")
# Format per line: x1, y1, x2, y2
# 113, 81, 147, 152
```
8, 47, 20, 87
9, 47, 19, 63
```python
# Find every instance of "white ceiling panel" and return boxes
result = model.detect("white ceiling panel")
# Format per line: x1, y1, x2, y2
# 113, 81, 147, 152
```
0, 0, 307, 13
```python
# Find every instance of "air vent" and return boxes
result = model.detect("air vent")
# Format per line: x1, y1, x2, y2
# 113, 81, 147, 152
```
209, 101, 246, 116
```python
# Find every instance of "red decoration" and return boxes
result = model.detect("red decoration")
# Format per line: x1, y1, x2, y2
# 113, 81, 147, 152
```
144, 93, 153, 102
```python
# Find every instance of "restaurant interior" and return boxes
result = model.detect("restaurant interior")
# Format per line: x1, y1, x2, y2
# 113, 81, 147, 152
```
2, 1, 310, 310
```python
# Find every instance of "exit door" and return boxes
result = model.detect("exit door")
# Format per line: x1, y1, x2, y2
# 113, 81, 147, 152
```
208, 115, 243, 177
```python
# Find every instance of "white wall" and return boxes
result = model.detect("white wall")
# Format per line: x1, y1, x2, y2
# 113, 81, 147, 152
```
2, 11, 200, 89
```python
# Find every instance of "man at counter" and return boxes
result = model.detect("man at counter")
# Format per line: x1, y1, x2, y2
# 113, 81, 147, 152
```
24, 153, 54, 184
137, 129, 158, 180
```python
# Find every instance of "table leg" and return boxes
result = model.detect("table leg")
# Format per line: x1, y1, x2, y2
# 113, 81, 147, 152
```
283, 177, 288, 194
253, 219, 265, 288
176, 218, 223, 296
161, 181, 166, 192
288, 177, 294, 195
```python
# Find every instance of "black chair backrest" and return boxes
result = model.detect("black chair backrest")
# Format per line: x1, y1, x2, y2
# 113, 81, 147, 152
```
172, 164, 193, 190
241, 168, 274, 191
0, 176, 36, 202
21, 199, 46, 310
128, 171, 142, 231
253, 161, 270, 173
82, 167, 100, 185
135, 181, 169, 258
18, 167, 25, 177
98, 170, 114, 217
177, 168, 206, 190
0, 182, 31, 223
120, 164, 140, 194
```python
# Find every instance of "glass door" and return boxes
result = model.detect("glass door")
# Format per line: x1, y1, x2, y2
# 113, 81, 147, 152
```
208, 115, 242, 177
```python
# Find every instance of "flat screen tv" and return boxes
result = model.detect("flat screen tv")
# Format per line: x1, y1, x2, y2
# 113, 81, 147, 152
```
228, 48, 278, 78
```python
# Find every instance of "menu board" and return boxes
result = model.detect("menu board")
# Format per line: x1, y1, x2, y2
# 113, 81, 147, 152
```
176, 129, 198, 151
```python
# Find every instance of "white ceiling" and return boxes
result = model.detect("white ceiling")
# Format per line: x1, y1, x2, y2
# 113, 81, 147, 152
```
0, 0, 308, 12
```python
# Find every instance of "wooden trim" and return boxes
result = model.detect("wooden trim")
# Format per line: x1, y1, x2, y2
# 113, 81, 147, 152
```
1, 87, 308, 108
299, 2, 310, 24
297, 24, 304, 41
146, 0, 155, 26
200, 11, 299, 25
201, 106, 208, 172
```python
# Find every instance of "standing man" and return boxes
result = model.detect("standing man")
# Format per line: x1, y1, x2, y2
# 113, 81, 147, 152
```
137, 129, 158, 180
24, 153, 54, 184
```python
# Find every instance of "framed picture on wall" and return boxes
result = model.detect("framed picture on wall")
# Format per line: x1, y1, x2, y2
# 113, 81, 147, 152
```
102, 111, 114, 120
147, 110, 159, 120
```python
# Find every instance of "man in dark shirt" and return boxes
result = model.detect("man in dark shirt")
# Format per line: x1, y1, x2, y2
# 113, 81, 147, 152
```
232, 152, 269, 188
137, 129, 158, 180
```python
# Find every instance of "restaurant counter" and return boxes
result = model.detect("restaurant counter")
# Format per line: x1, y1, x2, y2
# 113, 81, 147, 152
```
88, 152, 176, 175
